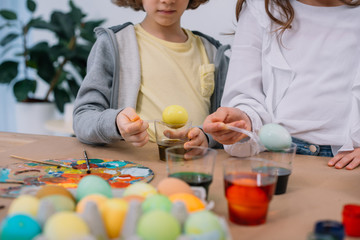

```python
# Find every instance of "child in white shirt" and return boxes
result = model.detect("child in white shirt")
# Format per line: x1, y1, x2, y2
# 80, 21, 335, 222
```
203, 0, 360, 170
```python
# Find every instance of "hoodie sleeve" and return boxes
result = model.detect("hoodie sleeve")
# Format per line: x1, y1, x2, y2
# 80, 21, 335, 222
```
73, 32, 123, 145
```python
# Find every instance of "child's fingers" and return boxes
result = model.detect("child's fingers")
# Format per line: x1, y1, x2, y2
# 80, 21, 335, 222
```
328, 150, 360, 169
346, 156, 360, 170
127, 131, 149, 147
328, 151, 347, 167
121, 107, 140, 122
163, 129, 189, 139
187, 127, 200, 139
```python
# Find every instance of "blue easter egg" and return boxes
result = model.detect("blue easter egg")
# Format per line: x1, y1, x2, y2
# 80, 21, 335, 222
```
0, 214, 41, 240
259, 123, 292, 151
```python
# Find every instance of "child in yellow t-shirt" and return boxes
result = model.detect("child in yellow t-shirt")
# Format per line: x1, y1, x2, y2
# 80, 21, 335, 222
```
73, 0, 230, 149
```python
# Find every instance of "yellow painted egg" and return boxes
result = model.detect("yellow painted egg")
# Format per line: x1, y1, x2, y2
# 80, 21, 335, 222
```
102, 198, 129, 239
76, 194, 108, 214
36, 185, 75, 202
123, 182, 157, 198
169, 193, 205, 213
162, 105, 188, 126
8, 195, 40, 217
157, 177, 193, 196
43, 212, 89, 240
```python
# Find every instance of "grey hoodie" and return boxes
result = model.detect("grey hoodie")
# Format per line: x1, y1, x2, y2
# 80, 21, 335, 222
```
73, 23, 230, 148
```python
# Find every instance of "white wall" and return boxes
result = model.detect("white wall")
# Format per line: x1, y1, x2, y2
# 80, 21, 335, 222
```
33, 0, 237, 45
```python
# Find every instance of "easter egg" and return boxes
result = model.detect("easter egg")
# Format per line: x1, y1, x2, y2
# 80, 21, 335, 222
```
162, 105, 188, 126
157, 177, 193, 196
36, 185, 75, 202
8, 195, 40, 217
76, 194, 108, 214
123, 182, 157, 198
41, 195, 76, 212
142, 194, 172, 213
169, 193, 205, 213
259, 123, 292, 151
43, 212, 89, 240
0, 214, 41, 240
137, 210, 181, 240
184, 210, 225, 240
76, 175, 113, 201
102, 198, 129, 239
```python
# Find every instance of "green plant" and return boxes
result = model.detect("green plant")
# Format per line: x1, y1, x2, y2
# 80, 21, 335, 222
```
0, 0, 105, 112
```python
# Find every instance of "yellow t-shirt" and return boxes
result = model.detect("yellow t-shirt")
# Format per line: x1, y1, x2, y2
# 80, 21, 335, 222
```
134, 24, 215, 142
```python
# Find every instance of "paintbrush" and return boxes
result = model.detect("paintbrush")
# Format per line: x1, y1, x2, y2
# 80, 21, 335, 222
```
83, 150, 91, 174
10, 155, 75, 169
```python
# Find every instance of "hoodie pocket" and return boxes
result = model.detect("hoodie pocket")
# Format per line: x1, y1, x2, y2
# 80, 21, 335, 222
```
199, 63, 215, 97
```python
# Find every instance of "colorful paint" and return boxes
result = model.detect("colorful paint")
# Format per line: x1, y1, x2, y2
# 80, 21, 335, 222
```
0, 158, 154, 190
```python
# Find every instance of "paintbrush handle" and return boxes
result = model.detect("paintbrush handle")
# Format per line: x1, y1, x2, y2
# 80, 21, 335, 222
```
0, 180, 24, 184
10, 155, 70, 168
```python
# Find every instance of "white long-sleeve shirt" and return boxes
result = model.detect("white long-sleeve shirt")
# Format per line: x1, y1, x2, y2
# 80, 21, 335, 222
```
222, 0, 360, 156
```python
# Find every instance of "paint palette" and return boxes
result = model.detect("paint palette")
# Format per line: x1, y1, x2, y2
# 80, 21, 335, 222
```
0, 158, 154, 194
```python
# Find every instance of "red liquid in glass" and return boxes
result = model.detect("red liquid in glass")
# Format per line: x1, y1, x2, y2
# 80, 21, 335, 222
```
224, 172, 276, 225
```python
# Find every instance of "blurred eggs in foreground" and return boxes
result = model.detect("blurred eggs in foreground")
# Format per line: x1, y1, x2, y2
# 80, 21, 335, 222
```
43, 212, 89, 240
157, 177, 193, 196
76, 175, 113, 201
0, 214, 41, 240
137, 210, 181, 240
123, 182, 157, 198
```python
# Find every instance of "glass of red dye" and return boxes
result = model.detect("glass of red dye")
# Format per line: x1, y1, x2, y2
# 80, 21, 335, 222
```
223, 157, 278, 225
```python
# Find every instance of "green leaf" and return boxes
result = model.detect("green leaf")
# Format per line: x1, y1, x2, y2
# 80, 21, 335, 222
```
0, 10, 17, 20
0, 61, 19, 84
69, 0, 84, 25
13, 79, 37, 102
50, 11, 75, 40
0, 33, 19, 46
27, 17, 44, 29
29, 42, 56, 83
26, 0, 37, 12
54, 87, 71, 113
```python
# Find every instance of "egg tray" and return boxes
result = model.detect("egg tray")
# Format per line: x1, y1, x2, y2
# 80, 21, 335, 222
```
16, 186, 232, 240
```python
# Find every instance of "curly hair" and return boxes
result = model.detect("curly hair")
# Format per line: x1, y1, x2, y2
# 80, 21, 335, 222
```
236, 0, 360, 35
111, 0, 209, 11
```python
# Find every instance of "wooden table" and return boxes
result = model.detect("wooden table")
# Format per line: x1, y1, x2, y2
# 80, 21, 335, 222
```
0, 132, 359, 240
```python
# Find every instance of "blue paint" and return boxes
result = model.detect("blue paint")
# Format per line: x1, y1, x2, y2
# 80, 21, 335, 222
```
0, 168, 10, 182
47, 170, 64, 177
97, 161, 128, 169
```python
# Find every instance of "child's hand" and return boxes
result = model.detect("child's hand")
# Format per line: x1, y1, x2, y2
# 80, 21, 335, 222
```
184, 127, 208, 149
116, 107, 149, 147
328, 148, 360, 170
203, 107, 251, 145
